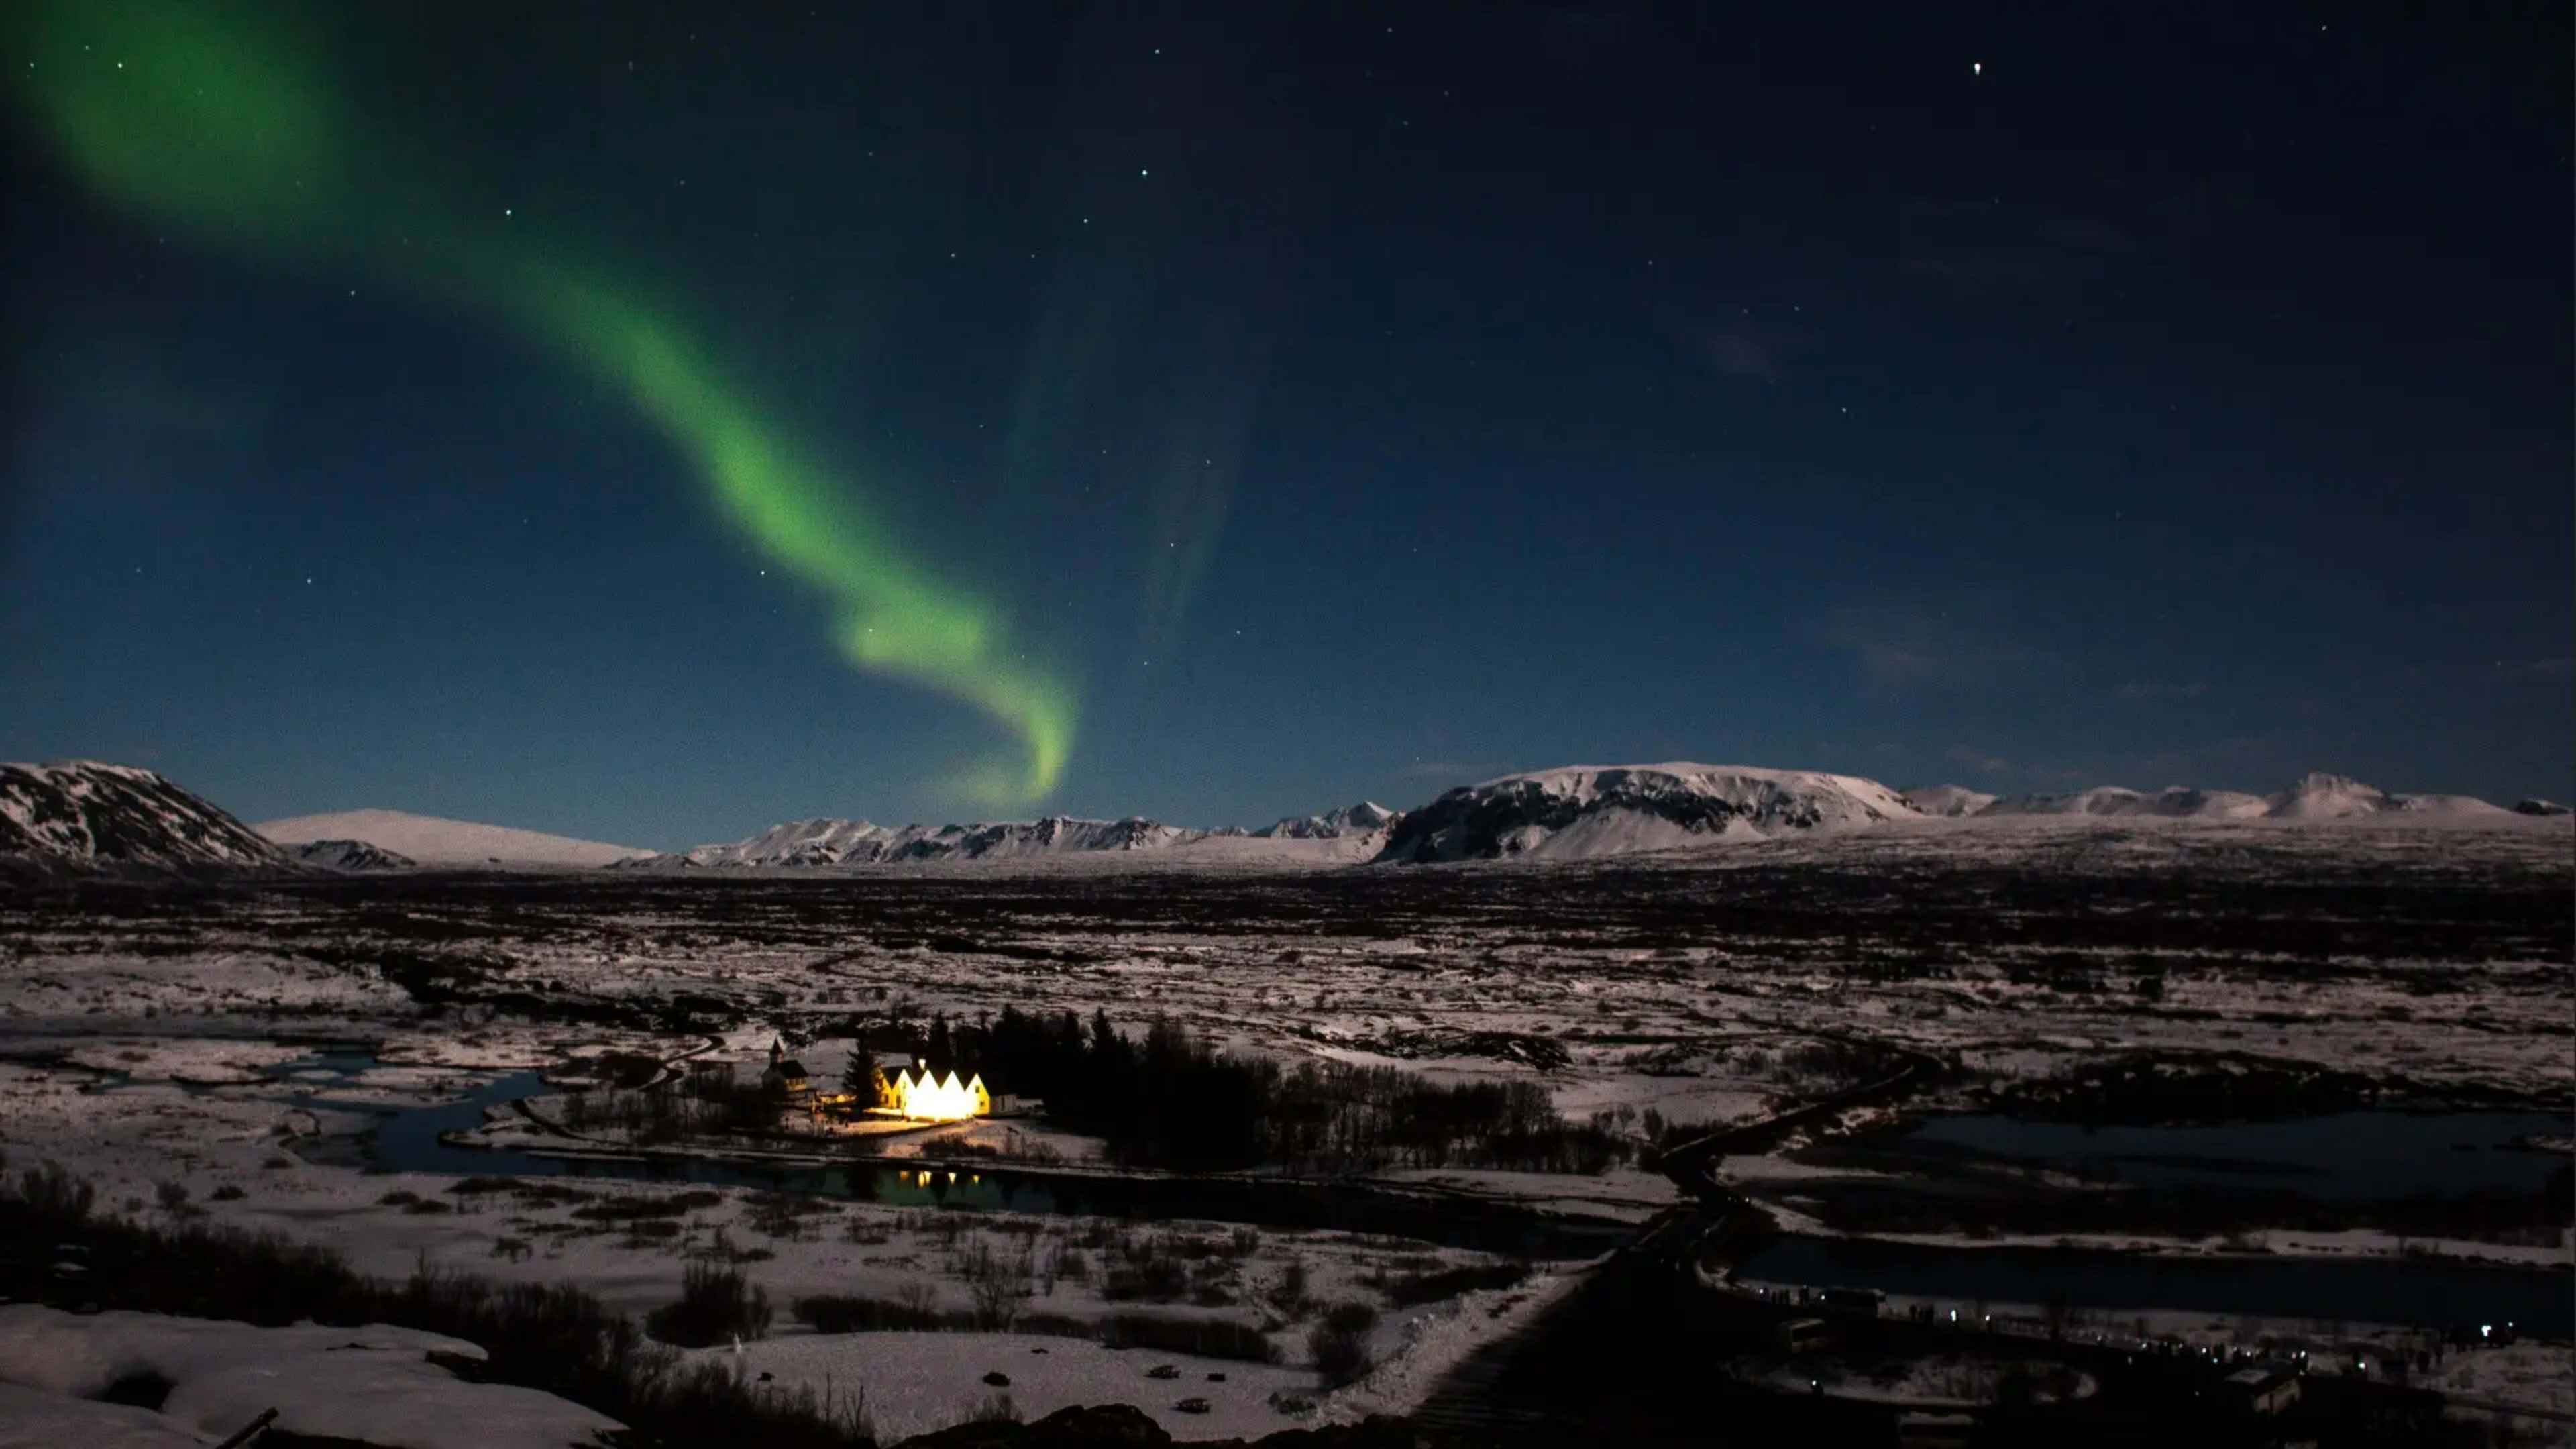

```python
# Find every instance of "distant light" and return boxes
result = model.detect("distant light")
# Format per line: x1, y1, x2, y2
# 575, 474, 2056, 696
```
1972, 62, 1982, 76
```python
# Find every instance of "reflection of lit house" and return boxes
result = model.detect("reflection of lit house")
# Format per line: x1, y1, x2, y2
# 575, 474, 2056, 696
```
2226, 1363, 2302, 1415
761, 1039, 812, 1099
876, 1059, 991, 1120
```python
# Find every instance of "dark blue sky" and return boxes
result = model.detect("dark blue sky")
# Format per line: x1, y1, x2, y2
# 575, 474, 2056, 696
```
5, 3, 2568, 847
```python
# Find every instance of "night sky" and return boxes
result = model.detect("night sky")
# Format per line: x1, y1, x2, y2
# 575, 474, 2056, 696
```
5, 3, 2568, 847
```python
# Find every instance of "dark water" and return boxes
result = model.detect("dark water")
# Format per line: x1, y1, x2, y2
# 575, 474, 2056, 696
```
1731, 1235, 2573, 1336
1897, 1110, 2570, 1201
302, 1066, 1633, 1259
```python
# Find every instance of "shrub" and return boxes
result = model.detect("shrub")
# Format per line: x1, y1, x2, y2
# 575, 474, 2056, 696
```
1308, 1301, 1379, 1387
794, 1293, 955, 1334
1270, 1259, 1311, 1315
645, 1263, 773, 1348
1102, 1237, 1189, 1302
958, 1238, 1034, 1329
19, 1163, 95, 1224
572, 1193, 719, 1222
1320, 1301, 1379, 1335
1101, 1313, 1278, 1364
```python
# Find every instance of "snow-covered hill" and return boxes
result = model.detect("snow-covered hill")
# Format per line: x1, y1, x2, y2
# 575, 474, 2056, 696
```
1979, 773, 2508, 822
256, 809, 647, 869
1254, 802, 1401, 839
0, 761, 293, 873
290, 838, 416, 871
678, 814, 1208, 867
2262, 772, 2509, 820
1375, 764, 1923, 863
1981, 784, 2272, 820
1900, 784, 1998, 818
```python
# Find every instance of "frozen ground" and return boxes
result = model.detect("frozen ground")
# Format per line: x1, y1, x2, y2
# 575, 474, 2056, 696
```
687, 1330, 1299, 1442
0, 820, 2565, 1432
0, 1305, 621, 1448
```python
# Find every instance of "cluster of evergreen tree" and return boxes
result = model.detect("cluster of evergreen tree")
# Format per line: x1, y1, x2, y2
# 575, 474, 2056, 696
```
942, 1007, 1630, 1174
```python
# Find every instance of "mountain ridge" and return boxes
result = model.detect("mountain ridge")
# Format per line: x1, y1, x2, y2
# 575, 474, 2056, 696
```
1375, 764, 1921, 863
2, 757, 2554, 879
0, 761, 294, 874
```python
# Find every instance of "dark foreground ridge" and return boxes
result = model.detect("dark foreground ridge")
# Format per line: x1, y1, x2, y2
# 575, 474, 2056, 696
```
893, 1404, 1413, 1448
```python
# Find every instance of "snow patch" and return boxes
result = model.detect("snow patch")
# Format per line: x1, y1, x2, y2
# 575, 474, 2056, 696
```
0, 1306, 621, 1449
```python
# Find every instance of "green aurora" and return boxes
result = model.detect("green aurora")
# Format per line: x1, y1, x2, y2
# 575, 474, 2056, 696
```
8, 0, 1075, 804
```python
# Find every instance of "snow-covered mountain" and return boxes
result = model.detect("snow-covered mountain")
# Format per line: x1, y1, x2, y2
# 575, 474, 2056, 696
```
1945, 773, 2506, 824
1900, 784, 1998, 818
677, 814, 1208, 867
1255, 801, 1401, 839
0, 761, 294, 873
1980, 784, 2273, 820
1375, 764, 1923, 863
291, 838, 415, 871
255, 809, 647, 869
2261, 772, 2508, 820
2513, 798, 2572, 817
15, 756, 2550, 880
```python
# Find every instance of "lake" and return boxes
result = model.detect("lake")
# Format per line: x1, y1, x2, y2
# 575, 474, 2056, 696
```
1892, 1110, 2570, 1201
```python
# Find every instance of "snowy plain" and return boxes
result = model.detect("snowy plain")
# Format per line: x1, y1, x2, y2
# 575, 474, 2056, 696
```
1, 809, 2568, 1435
